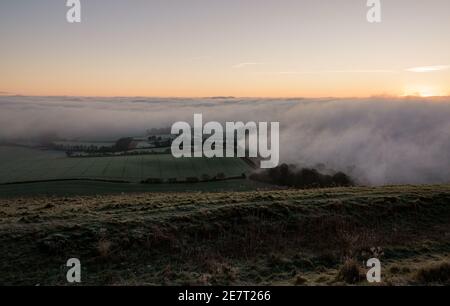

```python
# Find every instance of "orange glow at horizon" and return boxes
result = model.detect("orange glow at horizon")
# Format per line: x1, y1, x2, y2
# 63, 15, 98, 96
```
1, 1, 450, 98
402, 85, 448, 98
1, 65, 411, 98
1, 65, 449, 98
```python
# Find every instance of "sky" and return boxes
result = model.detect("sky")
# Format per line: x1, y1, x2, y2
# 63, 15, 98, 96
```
1, 0, 450, 98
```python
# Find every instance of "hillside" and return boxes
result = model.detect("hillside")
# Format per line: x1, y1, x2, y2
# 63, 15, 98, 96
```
1, 185, 449, 285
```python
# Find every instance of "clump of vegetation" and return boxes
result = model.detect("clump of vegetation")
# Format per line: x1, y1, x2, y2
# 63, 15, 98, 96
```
336, 259, 364, 284
294, 274, 308, 285
250, 163, 354, 188
414, 261, 450, 284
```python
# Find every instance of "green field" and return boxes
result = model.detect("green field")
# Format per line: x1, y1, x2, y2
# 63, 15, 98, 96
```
0, 146, 252, 184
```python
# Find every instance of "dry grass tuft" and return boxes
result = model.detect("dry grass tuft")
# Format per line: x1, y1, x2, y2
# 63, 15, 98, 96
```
336, 259, 365, 284
414, 261, 450, 284
294, 274, 308, 285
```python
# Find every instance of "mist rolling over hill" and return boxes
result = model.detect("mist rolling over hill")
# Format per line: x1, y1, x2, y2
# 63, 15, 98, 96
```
1, 95, 450, 186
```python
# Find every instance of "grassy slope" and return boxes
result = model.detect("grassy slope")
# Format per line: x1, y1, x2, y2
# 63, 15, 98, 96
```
0, 185, 449, 285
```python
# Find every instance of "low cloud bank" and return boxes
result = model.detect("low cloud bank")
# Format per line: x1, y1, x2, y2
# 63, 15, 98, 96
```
1, 95, 449, 185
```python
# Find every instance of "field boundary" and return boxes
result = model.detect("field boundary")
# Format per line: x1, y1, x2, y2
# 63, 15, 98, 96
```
0, 178, 131, 186
0, 174, 249, 186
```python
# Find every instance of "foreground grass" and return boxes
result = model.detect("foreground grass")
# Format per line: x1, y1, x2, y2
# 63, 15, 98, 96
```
0, 185, 449, 285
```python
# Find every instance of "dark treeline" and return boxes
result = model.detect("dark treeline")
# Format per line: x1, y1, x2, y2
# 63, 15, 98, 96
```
250, 163, 354, 188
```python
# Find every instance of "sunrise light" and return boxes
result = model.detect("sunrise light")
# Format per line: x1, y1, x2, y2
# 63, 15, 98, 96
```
402, 86, 446, 98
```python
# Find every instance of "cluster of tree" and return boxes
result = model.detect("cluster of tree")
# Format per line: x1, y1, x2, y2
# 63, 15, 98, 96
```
249, 163, 354, 189
63, 138, 130, 156
141, 172, 247, 185
114, 137, 134, 151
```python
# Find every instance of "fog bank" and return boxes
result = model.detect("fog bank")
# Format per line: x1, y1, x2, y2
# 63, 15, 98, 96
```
1, 95, 449, 185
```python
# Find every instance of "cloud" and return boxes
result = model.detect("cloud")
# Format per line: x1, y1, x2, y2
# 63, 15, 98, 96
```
406, 65, 450, 73
232, 62, 265, 69
1, 96, 450, 186
275, 69, 398, 75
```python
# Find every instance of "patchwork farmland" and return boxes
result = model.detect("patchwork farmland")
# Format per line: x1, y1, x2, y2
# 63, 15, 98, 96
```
0, 145, 251, 185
